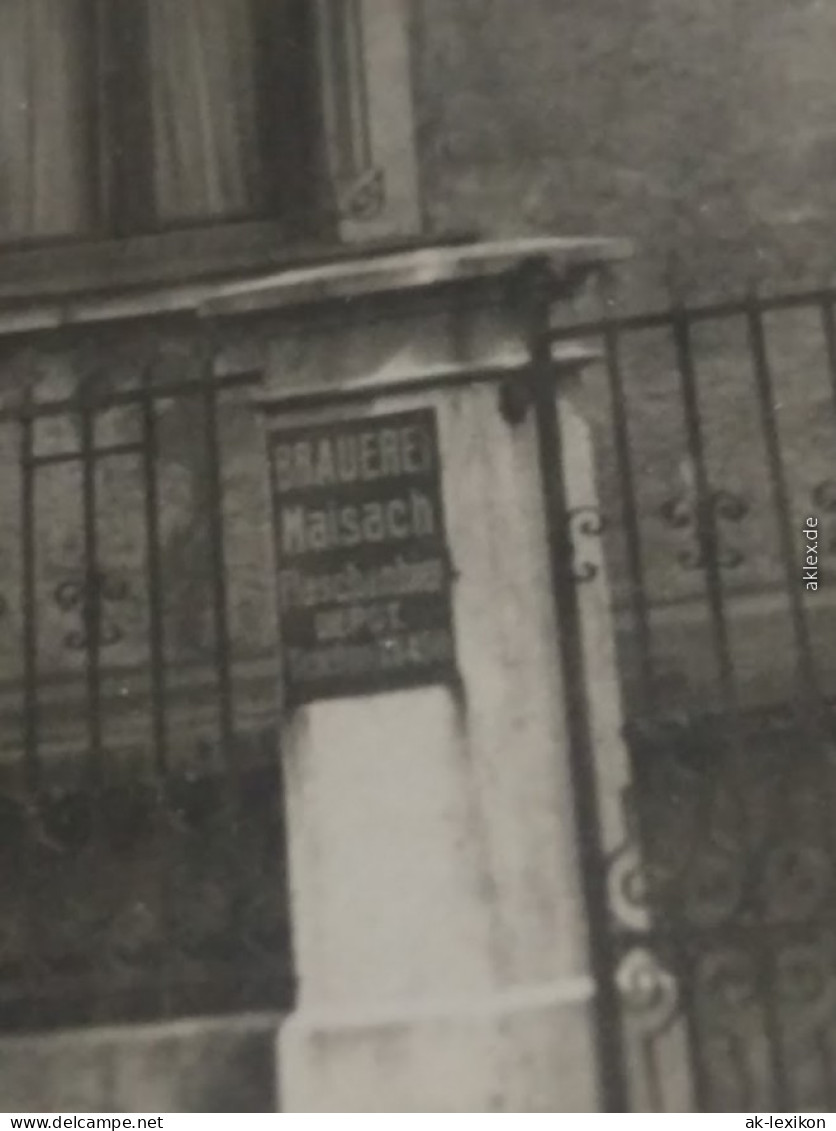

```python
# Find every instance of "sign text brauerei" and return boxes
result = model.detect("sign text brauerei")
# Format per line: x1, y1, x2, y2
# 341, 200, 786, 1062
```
269, 409, 456, 703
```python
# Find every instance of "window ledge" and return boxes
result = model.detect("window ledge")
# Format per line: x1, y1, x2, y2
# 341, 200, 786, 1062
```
200, 236, 633, 318
0, 229, 485, 338
0, 220, 325, 308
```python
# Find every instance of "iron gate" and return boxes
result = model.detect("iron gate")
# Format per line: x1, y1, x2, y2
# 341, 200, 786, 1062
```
551, 281, 836, 1111
0, 329, 293, 1031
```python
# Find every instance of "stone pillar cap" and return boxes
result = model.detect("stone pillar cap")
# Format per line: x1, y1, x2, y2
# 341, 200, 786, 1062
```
199, 236, 631, 319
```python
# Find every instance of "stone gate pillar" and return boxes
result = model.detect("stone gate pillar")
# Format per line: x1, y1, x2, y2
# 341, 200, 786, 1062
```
201, 237, 632, 1113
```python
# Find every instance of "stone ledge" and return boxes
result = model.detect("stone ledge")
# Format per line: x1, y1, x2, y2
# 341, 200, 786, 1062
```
199, 236, 632, 318
253, 340, 602, 411
0, 236, 630, 339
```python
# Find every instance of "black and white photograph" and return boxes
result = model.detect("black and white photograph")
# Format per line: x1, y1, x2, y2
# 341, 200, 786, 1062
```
0, 0, 835, 1117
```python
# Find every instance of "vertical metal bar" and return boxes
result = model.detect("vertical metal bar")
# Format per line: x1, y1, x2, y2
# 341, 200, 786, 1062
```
18, 389, 43, 1027
745, 294, 820, 1106
142, 369, 168, 781
77, 377, 110, 1023
523, 262, 629, 1113
805, 305, 836, 1087
200, 346, 243, 1010
819, 297, 836, 415
671, 304, 793, 1109
670, 944, 715, 1112
20, 391, 40, 798
141, 364, 173, 1016
201, 359, 237, 803
668, 306, 753, 1111
597, 274, 655, 713
670, 304, 738, 710
78, 381, 104, 793
746, 294, 818, 696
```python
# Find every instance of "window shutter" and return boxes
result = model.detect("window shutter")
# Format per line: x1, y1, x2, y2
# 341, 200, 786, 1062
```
316, 0, 421, 242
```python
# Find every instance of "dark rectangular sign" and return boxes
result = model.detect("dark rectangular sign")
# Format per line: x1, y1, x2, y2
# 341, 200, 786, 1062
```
268, 408, 457, 704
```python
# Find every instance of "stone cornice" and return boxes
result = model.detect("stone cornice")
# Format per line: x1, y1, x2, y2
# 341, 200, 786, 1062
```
198, 236, 632, 319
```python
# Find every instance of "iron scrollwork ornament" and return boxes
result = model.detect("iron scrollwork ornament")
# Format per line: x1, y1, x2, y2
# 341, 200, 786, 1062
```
616, 947, 680, 1036
775, 940, 836, 1026
660, 489, 749, 570
55, 571, 129, 650
608, 839, 652, 933
679, 835, 747, 930
569, 505, 605, 582
760, 842, 832, 925
696, 947, 759, 1032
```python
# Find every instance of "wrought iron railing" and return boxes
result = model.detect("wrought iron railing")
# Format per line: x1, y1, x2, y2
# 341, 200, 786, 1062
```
0, 336, 292, 1032
552, 283, 836, 1110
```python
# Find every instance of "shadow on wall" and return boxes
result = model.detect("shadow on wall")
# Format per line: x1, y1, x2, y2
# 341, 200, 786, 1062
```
0, 1014, 280, 1114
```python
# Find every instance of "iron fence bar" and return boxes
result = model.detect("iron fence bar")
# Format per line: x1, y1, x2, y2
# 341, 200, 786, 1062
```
744, 294, 826, 1106
668, 302, 757, 1111
819, 297, 836, 413
672, 944, 714, 1112
141, 366, 169, 782
523, 262, 629, 1114
597, 274, 655, 712
745, 295, 819, 697
78, 382, 104, 793
670, 307, 800, 1097
802, 301, 836, 1099
0, 370, 262, 424
18, 387, 44, 1029
201, 347, 252, 1008
0, 353, 298, 1032
201, 353, 238, 810
78, 378, 109, 1026
549, 284, 836, 344
670, 303, 738, 710
140, 361, 174, 1016
756, 933, 792, 1108
19, 391, 40, 797
637, 1032, 665, 1113
31, 442, 143, 468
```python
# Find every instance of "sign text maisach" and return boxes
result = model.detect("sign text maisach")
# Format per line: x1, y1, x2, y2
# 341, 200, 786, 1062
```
269, 409, 457, 704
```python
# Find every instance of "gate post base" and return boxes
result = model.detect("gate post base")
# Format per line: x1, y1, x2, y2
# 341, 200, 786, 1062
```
278, 985, 598, 1113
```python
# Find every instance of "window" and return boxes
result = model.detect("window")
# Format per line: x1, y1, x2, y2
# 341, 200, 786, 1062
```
0, 0, 320, 244
0, 0, 421, 297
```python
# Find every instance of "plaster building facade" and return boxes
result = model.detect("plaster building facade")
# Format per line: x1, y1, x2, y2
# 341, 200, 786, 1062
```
1, 0, 836, 1113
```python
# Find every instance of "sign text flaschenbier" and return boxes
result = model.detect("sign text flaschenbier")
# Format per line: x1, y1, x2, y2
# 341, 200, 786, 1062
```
268, 408, 457, 704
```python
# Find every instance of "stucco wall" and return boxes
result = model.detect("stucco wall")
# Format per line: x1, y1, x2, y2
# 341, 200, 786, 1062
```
410, 3, 836, 715
413, 0, 836, 304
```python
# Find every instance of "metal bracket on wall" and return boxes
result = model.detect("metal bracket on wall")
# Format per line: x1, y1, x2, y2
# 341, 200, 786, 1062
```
498, 341, 601, 426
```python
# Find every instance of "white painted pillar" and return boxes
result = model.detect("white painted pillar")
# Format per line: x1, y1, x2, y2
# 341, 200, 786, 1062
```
204, 238, 633, 1113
